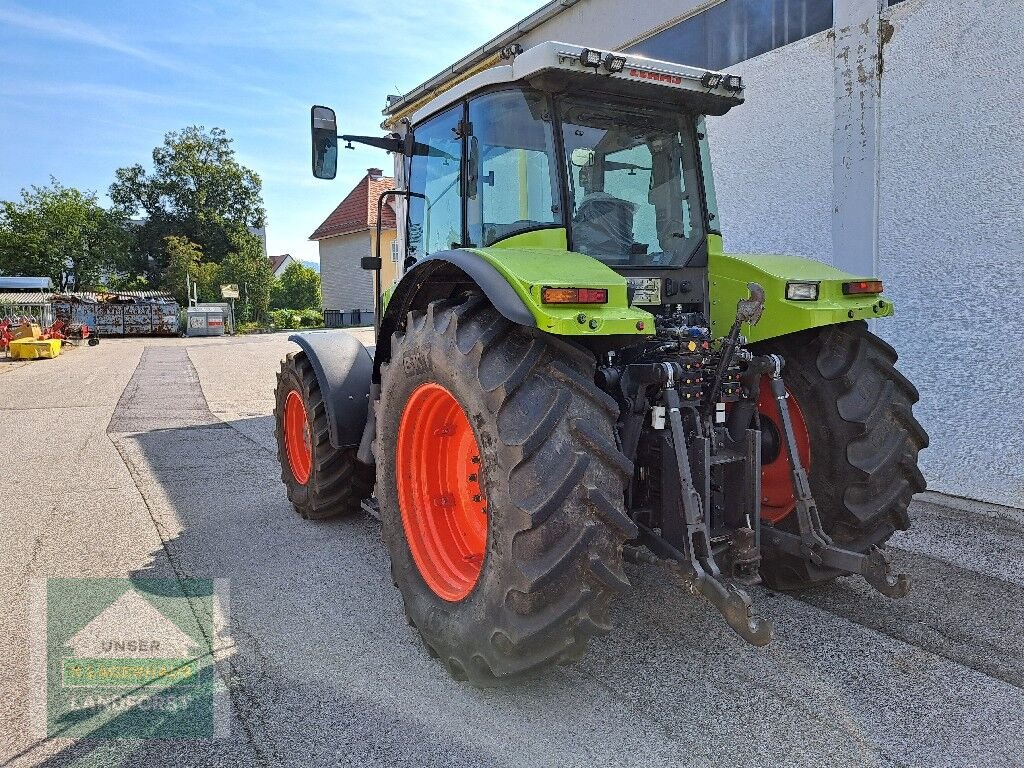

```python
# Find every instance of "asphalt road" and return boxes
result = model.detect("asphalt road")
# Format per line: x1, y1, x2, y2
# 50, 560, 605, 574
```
2, 332, 1023, 767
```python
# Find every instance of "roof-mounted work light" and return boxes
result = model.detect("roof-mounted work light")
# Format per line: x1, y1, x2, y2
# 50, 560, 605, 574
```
722, 74, 744, 91
603, 53, 626, 73
579, 48, 603, 68
700, 72, 723, 89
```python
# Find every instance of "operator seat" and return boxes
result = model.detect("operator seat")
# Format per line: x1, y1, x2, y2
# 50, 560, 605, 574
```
572, 192, 637, 262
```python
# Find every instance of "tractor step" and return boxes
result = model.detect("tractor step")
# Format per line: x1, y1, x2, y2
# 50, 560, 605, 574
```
361, 497, 381, 520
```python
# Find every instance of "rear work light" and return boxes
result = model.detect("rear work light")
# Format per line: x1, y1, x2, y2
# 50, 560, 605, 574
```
785, 282, 819, 301
541, 287, 608, 304
701, 72, 723, 89
842, 280, 884, 296
603, 54, 626, 73
722, 74, 744, 91
579, 48, 603, 68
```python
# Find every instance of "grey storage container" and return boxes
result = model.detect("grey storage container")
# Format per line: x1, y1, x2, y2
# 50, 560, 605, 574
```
185, 307, 225, 337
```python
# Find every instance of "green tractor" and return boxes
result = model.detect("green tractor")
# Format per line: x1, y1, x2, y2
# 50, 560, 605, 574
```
275, 42, 927, 685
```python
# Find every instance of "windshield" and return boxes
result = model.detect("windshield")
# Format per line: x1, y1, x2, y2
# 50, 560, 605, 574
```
559, 97, 706, 267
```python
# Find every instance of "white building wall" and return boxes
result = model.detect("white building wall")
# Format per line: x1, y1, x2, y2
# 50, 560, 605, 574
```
318, 232, 374, 313
705, 30, 835, 263
875, 0, 1024, 508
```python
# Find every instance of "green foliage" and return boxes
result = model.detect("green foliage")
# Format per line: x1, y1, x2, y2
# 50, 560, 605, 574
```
164, 237, 208, 307
103, 274, 151, 292
0, 178, 128, 290
269, 308, 323, 329
110, 126, 266, 281
270, 261, 321, 310
235, 320, 269, 334
220, 230, 273, 322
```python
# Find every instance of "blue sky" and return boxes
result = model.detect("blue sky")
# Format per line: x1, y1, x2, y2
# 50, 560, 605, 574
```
0, 0, 543, 263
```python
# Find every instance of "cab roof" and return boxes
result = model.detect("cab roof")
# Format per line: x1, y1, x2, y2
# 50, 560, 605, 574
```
388, 42, 745, 128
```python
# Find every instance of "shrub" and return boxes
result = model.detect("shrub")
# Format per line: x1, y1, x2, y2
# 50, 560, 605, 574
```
269, 308, 322, 329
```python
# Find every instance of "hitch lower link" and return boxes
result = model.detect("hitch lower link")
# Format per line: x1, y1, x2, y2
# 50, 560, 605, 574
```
757, 354, 912, 599
646, 362, 774, 647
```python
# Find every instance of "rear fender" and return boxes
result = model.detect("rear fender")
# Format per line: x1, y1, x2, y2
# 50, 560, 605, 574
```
375, 248, 654, 374
708, 249, 895, 343
374, 251, 535, 377
288, 331, 373, 449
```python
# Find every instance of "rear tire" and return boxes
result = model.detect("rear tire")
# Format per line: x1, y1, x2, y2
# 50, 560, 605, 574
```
274, 350, 373, 519
375, 296, 636, 686
754, 322, 928, 590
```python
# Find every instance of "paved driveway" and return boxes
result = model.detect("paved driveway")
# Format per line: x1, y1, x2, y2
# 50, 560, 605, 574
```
1, 333, 1022, 767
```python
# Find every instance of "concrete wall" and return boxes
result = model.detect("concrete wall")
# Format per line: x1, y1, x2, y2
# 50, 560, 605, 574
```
706, 30, 835, 263
874, 0, 1024, 507
318, 231, 374, 312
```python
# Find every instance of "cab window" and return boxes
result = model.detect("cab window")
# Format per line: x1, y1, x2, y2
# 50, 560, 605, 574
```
408, 105, 463, 257
466, 89, 560, 247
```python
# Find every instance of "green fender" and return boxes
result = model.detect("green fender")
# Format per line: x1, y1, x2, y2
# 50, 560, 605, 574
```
383, 230, 892, 343
450, 228, 654, 337
706, 235, 894, 343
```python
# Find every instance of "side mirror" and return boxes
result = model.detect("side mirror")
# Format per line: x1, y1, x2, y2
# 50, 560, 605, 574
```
571, 148, 596, 168
311, 105, 338, 180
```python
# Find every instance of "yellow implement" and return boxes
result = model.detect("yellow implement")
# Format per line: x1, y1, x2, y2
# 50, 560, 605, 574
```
8, 337, 62, 360
12, 323, 41, 341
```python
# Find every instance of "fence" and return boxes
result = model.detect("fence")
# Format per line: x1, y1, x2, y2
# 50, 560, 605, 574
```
52, 296, 180, 336
0, 293, 54, 327
323, 309, 373, 328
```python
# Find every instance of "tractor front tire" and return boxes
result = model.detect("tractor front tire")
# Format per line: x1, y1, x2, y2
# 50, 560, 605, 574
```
755, 321, 928, 590
375, 296, 637, 686
274, 350, 373, 519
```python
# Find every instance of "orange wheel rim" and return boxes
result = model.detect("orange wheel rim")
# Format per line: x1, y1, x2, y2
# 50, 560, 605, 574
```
396, 382, 488, 602
757, 378, 811, 524
284, 390, 312, 485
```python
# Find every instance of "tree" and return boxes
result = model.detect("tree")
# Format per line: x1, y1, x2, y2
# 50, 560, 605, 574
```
271, 261, 322, 310
220, 230, 273, 322
110, 126, 265, 281
164, 236, 210, 305
0, 179, 128, 290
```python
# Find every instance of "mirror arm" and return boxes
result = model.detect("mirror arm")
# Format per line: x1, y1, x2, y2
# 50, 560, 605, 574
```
339, 134, 405, 154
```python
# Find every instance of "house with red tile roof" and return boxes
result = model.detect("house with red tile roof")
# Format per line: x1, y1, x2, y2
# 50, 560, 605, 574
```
268, 253, 296, 278
309, 168, 398, 325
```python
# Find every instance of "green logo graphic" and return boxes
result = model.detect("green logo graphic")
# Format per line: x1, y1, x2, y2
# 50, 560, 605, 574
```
41, 578, 227, 740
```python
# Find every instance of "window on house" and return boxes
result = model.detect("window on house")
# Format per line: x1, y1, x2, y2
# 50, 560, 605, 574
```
407, 105, 463, 257
626, 0, 834, 71
391, 239, 400, 262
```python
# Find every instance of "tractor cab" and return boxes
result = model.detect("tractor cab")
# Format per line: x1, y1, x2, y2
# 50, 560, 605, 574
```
386, 42, 746, 317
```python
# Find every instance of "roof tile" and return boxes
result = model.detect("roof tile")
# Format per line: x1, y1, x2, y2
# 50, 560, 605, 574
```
309, 170, 397, 240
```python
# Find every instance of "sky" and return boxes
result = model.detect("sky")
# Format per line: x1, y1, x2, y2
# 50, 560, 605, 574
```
0, 0, 544, 263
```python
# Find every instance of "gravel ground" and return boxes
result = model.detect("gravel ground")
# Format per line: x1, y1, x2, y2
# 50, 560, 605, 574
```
1, 332, 1022, 768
